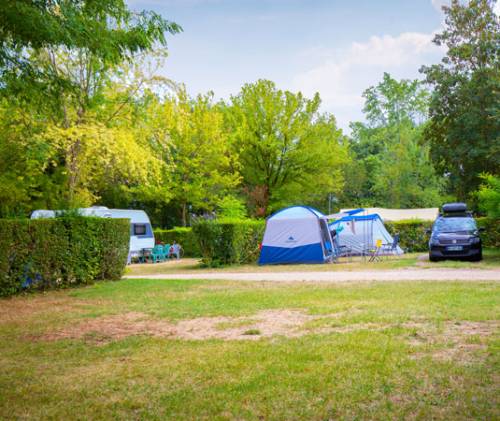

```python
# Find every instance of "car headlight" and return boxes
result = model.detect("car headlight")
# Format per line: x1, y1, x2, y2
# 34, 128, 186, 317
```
430, 237, 440, 246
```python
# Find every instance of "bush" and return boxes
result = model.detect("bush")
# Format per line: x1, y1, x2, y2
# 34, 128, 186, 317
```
477, 217, 500, 248
192, 219, 265, 266
385, 217, 500, 252
0, 217, 129, 297
154, 227, 200, 257
385, 219, 433, 252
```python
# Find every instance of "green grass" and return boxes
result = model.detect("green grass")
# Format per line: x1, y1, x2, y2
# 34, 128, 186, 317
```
126, 248, 500, 277
0, 279, 499, 420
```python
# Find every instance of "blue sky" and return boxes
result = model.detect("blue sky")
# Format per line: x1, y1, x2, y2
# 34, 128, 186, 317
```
127, 0, 458, 131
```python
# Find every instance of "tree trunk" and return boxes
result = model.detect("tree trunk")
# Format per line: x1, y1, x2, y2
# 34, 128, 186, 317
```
181, 203, 187, 227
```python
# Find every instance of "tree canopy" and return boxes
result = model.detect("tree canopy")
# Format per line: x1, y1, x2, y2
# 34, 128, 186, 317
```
341, 73, 445, 209
420, 0, 500, 200
0, 0, 498, 226
224, 80, 348, 216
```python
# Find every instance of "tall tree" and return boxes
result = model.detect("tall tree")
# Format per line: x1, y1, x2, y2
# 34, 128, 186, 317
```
224, 80, 348, 216
342, 74, 445, 209
0, 1, 180, 213
0, 0, 180, 104
161, 91, 241, 226
420, 0, 500, 200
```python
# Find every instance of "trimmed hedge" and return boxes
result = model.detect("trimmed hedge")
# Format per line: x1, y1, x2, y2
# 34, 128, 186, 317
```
385, 219, 433, 252
477, 217, 500, 248
192, 219, 265, 266
154, 227, 200, 257
0, 217, 129, 297
385, 217, 500, 252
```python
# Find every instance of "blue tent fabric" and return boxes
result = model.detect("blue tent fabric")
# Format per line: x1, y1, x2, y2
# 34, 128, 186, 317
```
258, 206, 333, 265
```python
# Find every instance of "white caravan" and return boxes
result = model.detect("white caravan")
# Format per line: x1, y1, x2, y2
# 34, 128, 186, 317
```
31, 206, 155, 259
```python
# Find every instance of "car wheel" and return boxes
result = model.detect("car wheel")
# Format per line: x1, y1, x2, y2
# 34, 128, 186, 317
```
470, 250, 483, 262
429, 254, 440, 262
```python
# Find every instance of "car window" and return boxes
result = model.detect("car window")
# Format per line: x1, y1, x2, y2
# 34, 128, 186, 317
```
433, 217, 477, 233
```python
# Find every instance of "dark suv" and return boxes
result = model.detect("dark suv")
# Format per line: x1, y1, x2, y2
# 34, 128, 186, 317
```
428, 203, 483, 262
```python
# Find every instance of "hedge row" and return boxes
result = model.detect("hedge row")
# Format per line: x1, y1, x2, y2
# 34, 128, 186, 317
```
192, 219, 265, 266
476, 217, 500, 248
384, 219, 433, 252
154, 227, 200, 257
385, 217, 500, 252
169, 217, 499, 265
0, 217, 130, 297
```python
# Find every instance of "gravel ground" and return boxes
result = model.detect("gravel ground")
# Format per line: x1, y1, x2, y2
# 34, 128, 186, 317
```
125, 268, 500, 282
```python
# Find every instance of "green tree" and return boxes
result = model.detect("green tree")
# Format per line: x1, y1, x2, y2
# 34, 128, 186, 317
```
0, 1, 180, 213
363, 72, 429, 128
0, 0, 180, 104
342, 74, 445, 209
420, 0, 500, 200
161, 91, 241, 226
476, 174, 500, 218
224, 80, 348, 216
217, 196, 248, 220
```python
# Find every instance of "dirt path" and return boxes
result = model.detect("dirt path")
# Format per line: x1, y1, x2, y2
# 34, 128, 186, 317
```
125, 268, 500, 282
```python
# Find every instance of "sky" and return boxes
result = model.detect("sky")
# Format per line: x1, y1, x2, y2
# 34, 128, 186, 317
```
126, 0, 499, 132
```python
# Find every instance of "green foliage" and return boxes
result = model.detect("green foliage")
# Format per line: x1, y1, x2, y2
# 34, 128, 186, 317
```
342, 74, 446, 209
385, 220, 433, 252
476, 174, 500, 218
476, 217, 500, 248
0, 0, 181, 107
363, 72, 429, 127
192, 219, 265, 266
420, 0, 500, 200
160, 91, 241, 225
154, 227, 200, 257
385, 217, 500, 251
224, 79, 348, 216
0, 217, 129, 297
217, 196, 248, 220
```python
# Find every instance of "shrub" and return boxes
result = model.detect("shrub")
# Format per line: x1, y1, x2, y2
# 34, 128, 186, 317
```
385, 217, 500, 252
154, 227, 200, 257
476, 174, 500, 218
0, 217, 129, 297
192, 219, 265, 266
477, 217, 500, 248
385, 219, 433, 252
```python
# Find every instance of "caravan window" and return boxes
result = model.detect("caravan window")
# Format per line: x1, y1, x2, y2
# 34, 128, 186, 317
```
133, 224, 147, 236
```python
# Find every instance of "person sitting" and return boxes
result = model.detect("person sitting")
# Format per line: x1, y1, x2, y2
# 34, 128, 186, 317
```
169, 241, 182, 259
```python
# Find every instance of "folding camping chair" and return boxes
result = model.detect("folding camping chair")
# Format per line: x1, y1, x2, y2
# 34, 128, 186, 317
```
368, 239, 383, 262
381, 234, 400, 259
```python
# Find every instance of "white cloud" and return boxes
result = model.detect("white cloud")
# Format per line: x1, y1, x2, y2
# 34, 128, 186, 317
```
431, 0, 449, 13
292, 31, 445, 131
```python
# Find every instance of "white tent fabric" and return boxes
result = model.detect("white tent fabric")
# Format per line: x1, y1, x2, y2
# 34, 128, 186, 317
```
341, 207, 438, 221
331, 215, 403, 255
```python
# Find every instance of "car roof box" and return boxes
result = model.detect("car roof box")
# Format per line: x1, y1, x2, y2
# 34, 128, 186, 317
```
442, 202, 468, 214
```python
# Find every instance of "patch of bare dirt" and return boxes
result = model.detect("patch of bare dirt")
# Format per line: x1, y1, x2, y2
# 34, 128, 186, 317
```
42, 312, 176, 342
34, 308, 499, 353
36, 309, 370, 343
408, 320, 499, 363
0, 295, 97, 323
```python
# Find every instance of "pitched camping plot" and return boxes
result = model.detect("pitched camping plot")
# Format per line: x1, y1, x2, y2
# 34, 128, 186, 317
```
259, 206, 334, 265
330, 209, 404, 256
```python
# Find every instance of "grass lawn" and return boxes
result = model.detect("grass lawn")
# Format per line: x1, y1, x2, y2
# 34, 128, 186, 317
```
1, 279, 499, 420
126, 248, 500, 276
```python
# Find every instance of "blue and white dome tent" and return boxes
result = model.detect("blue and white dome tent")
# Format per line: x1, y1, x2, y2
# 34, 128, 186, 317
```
258, 206, 334, 265
329, 209, 403, 255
